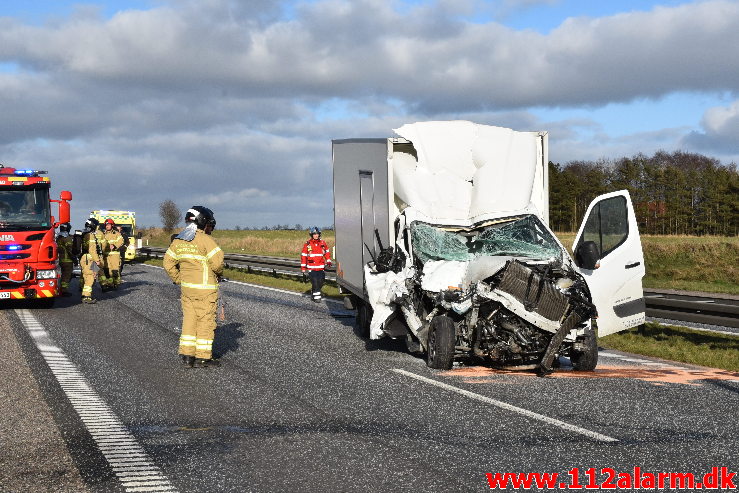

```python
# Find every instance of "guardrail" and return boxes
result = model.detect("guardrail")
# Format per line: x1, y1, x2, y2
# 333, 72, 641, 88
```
139, 247, 738, 328
139, 246, 337, 281
643, 289, 738, 329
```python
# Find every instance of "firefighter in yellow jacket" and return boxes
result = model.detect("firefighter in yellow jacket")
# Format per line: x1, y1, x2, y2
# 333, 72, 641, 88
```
80, 218, 104, 304
163, 206, 224, 368
56, 223, 74, 296
101, 218, 124, 290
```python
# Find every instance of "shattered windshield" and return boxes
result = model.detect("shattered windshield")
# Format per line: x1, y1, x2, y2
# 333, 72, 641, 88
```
411, 215, 562, 263
0, 186, 52, 231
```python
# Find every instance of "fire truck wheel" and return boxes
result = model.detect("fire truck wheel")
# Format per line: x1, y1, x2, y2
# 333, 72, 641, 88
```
37, 297, 56, 309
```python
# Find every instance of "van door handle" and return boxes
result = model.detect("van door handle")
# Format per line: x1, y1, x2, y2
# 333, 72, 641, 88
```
625, 262, 641, 269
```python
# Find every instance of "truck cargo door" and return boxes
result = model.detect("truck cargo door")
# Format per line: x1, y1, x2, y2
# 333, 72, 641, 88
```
573, 190, 646, 336
359, 170, 377, 269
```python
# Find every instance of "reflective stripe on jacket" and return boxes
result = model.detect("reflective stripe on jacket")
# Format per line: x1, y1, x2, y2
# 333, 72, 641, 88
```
163, 230, 224, 294
301, 238, 331, 272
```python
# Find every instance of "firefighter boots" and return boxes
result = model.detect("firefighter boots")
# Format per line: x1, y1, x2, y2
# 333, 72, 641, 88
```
194, 358, 220, 368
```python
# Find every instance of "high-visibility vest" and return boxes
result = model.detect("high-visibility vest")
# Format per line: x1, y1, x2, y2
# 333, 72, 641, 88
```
301, 238, 331, 272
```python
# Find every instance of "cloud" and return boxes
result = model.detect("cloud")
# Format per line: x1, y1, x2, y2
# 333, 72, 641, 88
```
682, 99, 739, 155
1, 0, 737, 110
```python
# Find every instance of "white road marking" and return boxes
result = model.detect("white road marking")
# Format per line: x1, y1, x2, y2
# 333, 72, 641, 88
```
15, 309, 177, 493
392, 368, 619, 443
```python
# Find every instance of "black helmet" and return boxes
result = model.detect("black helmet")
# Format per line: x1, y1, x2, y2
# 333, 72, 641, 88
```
186, 205, 216, 230
59, 223, 71, 233
309, 226, 321, 236
85, 218, 99, 231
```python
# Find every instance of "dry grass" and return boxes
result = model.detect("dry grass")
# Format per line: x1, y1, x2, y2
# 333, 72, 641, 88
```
142, 228, 335, 258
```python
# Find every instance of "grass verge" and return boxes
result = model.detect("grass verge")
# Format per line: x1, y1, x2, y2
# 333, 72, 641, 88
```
139, 258, 342, 299
600, 322, 739, 372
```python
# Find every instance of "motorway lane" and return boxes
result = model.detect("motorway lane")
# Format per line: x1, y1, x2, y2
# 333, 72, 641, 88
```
7, 263, 739, 492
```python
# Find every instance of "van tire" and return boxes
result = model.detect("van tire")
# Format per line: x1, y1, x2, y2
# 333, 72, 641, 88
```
427, 315, 455, 370
571, 329, 598, 371
356, 300, 372, 339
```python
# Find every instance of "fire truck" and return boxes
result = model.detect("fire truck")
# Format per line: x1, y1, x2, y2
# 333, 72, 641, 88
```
0, 165, 72, 306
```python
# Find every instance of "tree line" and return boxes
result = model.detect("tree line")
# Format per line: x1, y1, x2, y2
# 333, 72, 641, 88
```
549, 150, 738, 236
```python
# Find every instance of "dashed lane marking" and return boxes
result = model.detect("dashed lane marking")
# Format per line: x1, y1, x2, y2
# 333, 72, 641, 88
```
15, 309, 177, 493
391, 368, 618, 443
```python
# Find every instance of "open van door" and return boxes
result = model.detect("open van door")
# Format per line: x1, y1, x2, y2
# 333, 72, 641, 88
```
572, 190, 646, 336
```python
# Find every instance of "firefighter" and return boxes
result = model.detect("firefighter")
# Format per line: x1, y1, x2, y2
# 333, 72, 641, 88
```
101, 218, 124, 290
56, 223, 74, 296
301, 226, 331, 302
163, 206, 224, 368
80, 218, 103, 304
116, 225, 129, 276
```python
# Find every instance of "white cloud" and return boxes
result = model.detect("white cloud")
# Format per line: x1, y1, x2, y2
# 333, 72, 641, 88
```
682, 99, 739, 157
195, 188, 270, 205
1, 0, 737, 109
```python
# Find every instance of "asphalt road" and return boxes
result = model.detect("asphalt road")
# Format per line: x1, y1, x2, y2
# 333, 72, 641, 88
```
3, 263, 739, 492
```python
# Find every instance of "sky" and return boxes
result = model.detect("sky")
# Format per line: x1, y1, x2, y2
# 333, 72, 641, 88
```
0, 0, 737, 229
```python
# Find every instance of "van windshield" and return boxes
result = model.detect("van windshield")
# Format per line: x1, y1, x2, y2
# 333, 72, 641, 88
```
0, 186, 51, 231
411, 215, 562, 264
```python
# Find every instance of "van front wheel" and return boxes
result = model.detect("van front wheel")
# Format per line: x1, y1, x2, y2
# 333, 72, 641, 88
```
427, 315, 455, 370
571, 329, 598, 371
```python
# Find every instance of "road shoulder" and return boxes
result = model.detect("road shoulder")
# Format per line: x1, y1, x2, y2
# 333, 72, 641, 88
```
0, 312, 88, 493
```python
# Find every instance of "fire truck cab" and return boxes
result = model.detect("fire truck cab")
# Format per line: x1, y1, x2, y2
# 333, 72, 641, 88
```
0, 165, 72, 306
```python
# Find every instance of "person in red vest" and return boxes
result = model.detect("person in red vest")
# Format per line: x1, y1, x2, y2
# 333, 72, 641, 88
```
301, 226, 331, 302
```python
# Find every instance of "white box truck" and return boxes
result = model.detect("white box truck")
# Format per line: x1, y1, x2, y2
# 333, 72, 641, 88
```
332, 121, 645, 373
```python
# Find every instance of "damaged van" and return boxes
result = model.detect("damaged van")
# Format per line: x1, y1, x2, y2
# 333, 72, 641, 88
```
332, 121, 645, 373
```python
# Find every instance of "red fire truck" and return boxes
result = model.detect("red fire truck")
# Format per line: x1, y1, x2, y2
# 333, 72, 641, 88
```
0, 165, 72, 306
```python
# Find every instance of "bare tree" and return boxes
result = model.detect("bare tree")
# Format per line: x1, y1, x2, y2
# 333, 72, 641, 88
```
159, 199, 181, 232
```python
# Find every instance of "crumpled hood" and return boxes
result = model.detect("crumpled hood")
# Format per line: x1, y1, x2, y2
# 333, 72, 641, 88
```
392, 120, 548, 226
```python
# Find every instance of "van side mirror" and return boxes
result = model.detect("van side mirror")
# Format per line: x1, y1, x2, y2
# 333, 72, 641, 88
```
575, 241, 600, 270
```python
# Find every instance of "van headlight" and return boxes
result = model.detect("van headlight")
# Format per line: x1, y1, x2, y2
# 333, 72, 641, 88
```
36, 269, 57, 279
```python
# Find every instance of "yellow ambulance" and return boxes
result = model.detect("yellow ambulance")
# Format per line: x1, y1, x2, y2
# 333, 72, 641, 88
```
90, 210, 139, 261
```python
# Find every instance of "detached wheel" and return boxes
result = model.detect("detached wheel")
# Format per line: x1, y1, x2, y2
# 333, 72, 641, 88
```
426, 315, 455, 370
356, 300, 372, 339
571, 328, 598, 371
